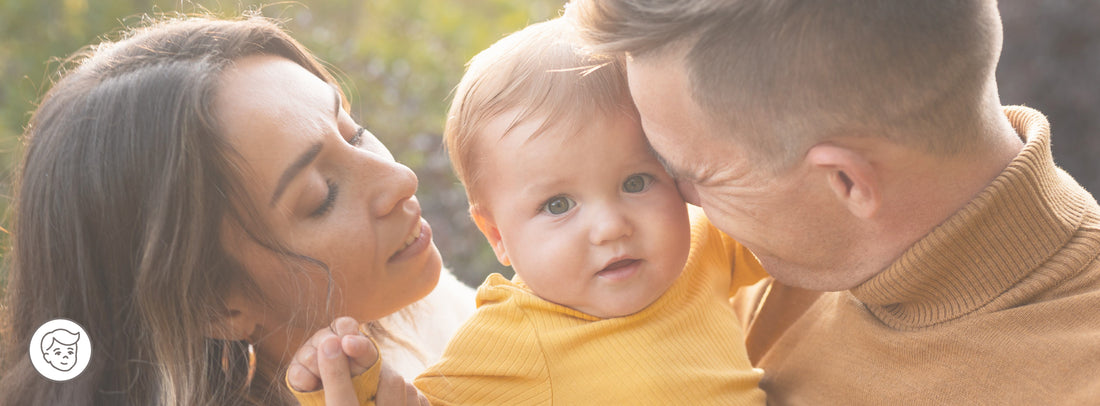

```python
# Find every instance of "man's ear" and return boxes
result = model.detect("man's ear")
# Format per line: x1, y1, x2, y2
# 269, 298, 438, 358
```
805, 143, 880, 219
205, 292, 261, 342
470, 204, 511, 266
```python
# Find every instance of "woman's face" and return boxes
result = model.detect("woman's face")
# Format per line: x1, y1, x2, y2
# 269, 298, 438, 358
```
215, 55, 441, 346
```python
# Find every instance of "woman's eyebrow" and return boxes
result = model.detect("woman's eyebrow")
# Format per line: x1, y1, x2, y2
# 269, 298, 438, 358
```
269, 85, 341, 208
270, 142, 323, 207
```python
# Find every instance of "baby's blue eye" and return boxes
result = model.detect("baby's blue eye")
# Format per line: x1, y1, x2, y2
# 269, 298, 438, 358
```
623, 174, 653, 193
542, 196, 575, 215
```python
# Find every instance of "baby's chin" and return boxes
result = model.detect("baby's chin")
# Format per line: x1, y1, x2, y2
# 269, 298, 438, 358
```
578, 291, 666, 319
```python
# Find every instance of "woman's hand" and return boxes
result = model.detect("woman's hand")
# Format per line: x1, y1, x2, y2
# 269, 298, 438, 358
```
287, 317, 377, 394
287, 316, 428, 405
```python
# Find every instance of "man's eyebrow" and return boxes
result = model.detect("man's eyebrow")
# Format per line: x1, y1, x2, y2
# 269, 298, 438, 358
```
270, 142, 323, 207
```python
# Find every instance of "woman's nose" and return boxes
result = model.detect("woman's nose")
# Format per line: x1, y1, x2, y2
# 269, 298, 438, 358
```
588, 204, 634, 245
367, 157, 419, 218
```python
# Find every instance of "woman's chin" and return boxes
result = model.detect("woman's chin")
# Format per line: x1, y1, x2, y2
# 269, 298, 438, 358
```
378, 244, 443, 320
416, 244, 444, 299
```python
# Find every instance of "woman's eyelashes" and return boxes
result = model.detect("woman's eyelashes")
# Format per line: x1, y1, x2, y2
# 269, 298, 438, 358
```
310, 180, 339, 218
348, 127, 365, 146
307, 126, 364, 219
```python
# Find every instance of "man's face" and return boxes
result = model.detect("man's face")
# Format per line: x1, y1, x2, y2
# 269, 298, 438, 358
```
626, 49, 862, 290
43, 341, 77, 371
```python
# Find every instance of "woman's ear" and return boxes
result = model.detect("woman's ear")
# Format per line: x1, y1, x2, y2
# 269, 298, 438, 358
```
805, 143, 881, 219
205, 292, 261, 342
470, 204, 511, 266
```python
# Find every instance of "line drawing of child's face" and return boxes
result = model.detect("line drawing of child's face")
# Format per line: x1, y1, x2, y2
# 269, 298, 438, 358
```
42, 339, 78, 371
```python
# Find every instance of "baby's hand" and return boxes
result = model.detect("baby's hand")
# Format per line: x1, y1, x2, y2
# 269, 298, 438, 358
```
287, 316, 378, 393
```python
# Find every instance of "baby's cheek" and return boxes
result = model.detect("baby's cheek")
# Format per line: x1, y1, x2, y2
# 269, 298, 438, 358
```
512, 230, 584, 287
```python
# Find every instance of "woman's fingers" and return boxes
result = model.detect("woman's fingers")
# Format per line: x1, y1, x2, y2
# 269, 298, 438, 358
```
332, 316, 361, 336
341, 334, 379, 376
287, 361, 322, 392
318, 335, 360, 406
288, 338, 324, 392
288, 317, 366, 393
332, 316, 376, 375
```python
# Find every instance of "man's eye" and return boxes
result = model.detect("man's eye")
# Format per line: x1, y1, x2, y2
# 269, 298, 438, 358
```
541, 196, 575, 215
623, 174, 653, 193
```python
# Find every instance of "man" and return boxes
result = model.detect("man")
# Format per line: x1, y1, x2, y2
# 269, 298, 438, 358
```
569, 0, 1100, 403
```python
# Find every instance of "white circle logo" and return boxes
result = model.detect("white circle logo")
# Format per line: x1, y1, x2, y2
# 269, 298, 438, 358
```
29, 319, 92, 381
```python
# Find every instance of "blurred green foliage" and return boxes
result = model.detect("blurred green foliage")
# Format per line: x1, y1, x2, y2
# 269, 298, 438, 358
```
0, 0, 565, 286
4, 1, 1097, 290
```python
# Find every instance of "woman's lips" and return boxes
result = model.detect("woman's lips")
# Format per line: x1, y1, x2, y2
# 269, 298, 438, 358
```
389, 219, 431, 263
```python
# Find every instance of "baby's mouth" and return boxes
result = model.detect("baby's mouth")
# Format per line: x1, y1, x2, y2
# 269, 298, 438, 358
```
597, 258, 641, 280
602, 259, 638, 272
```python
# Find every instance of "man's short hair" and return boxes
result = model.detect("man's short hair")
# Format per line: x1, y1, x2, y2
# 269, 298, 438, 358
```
570, 0, 1004, 171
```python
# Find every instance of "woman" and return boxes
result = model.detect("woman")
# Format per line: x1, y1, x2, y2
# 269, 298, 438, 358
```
0, 15, 473, 405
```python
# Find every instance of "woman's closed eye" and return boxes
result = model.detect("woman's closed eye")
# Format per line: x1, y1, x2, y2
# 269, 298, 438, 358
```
310, 180, 338, 218
306, 126, 365, 219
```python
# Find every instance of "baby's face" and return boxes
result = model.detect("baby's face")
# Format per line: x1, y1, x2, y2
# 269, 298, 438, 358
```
476, 110, 690, 318
43, 341, 78, 371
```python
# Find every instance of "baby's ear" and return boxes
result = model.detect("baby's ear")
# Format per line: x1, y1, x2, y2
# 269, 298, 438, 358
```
470, 204, 511, 266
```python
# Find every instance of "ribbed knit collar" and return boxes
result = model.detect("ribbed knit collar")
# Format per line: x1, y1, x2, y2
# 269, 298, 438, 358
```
850, 106, 1093, 329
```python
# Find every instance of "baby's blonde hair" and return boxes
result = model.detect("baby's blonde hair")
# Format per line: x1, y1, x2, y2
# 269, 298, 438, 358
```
444, 17, 634, 206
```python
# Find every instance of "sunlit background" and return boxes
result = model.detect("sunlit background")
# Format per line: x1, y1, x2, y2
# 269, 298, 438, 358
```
1, 0, 1097, 288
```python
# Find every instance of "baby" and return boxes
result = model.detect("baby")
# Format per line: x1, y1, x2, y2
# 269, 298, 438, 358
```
289, 17, 767, 405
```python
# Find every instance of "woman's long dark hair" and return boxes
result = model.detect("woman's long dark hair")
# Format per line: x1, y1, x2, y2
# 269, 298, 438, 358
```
1, 15, 343, 405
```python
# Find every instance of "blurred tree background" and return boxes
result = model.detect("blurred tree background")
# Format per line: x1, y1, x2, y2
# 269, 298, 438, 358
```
0, 0, 565, 287
0, 1, 1097, 288
998, 0, 1100, 195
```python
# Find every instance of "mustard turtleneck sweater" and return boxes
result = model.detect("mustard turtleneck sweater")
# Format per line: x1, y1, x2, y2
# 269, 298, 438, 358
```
410, 207, 767, 405
734, 106, 1100, 404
